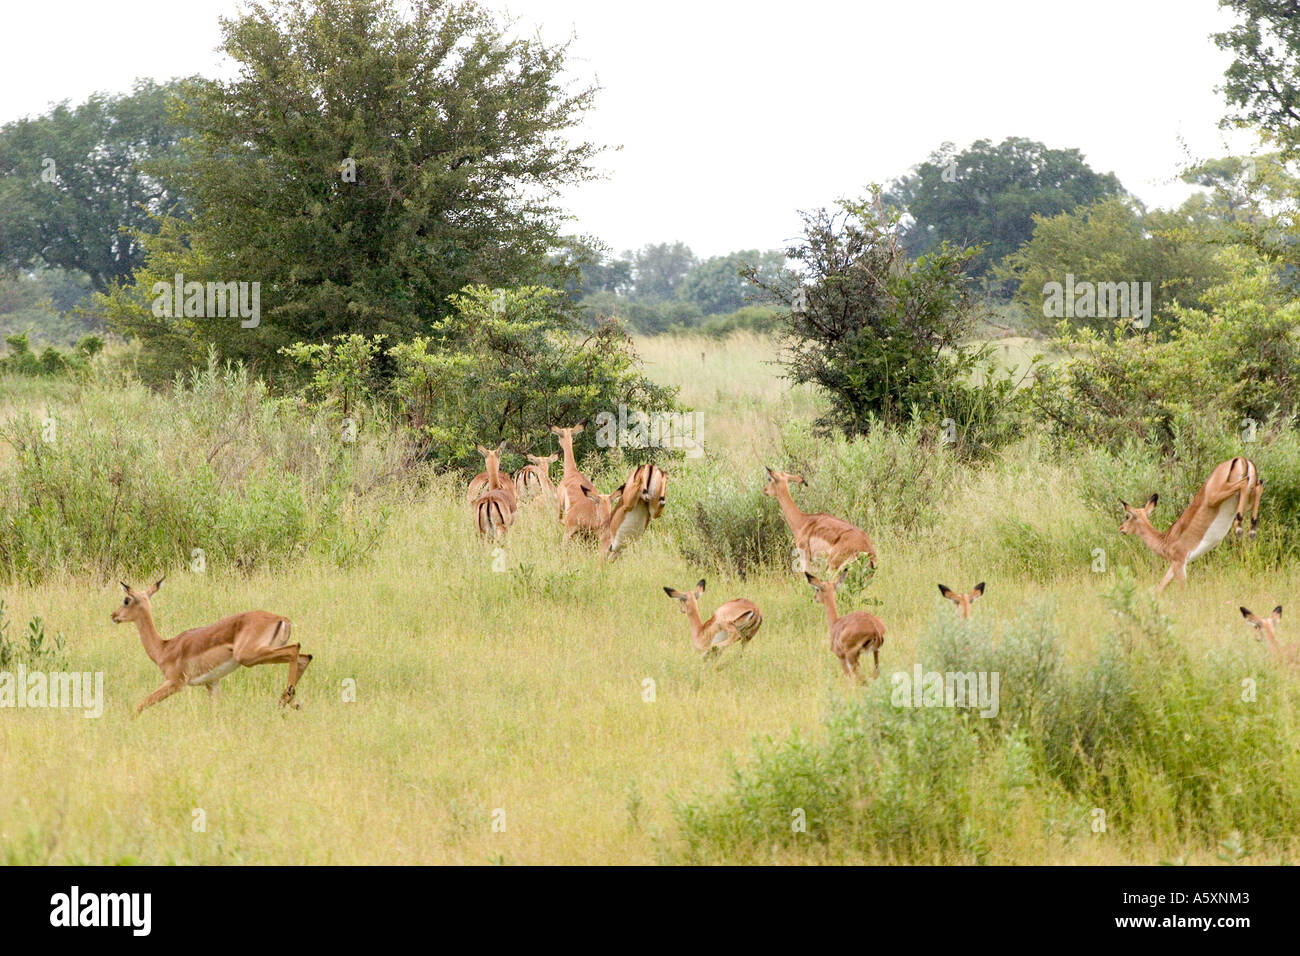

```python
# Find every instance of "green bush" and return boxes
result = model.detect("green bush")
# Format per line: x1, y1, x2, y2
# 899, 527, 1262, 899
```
671, 598, 1300, 862
0, 356, 398, 584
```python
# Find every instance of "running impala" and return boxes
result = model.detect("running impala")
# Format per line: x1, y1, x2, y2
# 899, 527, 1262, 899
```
111, 578, 311, 713
805, 570, 885, 680
1120, 457, 1263, 592
662, 579, 762, 654
763, 467, 878, 572
473, 443, 517, 540
601, 463, 669, 561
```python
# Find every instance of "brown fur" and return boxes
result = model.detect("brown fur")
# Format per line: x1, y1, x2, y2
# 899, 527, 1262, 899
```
763, 468, 878, 571
1120, 457, 1262, 592
805, 571, 885, 680
663, 579, 762, 654
110, 579, 309, 714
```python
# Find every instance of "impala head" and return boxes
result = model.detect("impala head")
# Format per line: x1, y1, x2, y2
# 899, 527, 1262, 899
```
111, 578, 164, 624
1240, 605, 1282, 644
476, 442, 507, 469
938, 582, 985, 619
527, 453, 558, 470
804, 570, 847, 607
762, 467, 806, 497
663, 579, 706, 615
1119, 494, 1158, 534
550, 422, 586, 451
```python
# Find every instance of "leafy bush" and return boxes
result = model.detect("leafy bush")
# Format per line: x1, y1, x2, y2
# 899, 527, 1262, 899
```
671, 598, 1300, 862
0, 356, 398, 584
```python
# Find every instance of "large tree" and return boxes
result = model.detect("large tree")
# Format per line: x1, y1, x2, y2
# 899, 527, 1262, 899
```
1215, 0, 1300, 156
102, 0, 602, 381
883, 137, 1125, 280
0, 79, 190, 293
630, 241, 697, 301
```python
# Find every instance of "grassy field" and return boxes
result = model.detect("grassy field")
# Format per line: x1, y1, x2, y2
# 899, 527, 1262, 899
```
1, 333, 1297, 864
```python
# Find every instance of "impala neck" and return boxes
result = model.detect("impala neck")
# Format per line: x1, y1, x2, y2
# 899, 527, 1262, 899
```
560, 438, 578, 478
820, 592, 840, 629
486, 456, 501, 487
684, 600, 707, 642
132, 607, 166, 664
1132, 515, 1173, 560
774, 481, 807, 531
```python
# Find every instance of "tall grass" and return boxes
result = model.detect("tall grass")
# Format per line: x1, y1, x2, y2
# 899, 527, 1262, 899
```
1, 331, 1297, 864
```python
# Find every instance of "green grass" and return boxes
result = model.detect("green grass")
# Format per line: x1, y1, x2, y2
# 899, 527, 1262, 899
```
0, 332, 1296, 864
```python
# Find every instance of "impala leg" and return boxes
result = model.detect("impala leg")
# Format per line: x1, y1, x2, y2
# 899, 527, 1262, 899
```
872, 645, 880, 679
207, 682, 221, 701
235, 643, 309, 707
1156, 565, 1176, 593
1234, 481, 1251, 536
1249, 482, 1263, 539
135, 679, 184, 716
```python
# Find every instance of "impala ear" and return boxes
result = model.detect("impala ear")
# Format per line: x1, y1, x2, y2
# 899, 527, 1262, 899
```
476, 444, 488, 456
696, 579, 706, 594
147, 577, 164, 596
1145, 493, 1159, 510
766, 466, 775, 479
120, 581, 132, 592
835, 569, 848, 587
938, 584, 954, 599
1119, 499, 1130, 512
973, 582, 986, 598
663, 586, 680, 599
804, 572, 817, 587
550, 425, 562, 435
1274, 605, 1283, 620
1240, 606, 1257, 623
496, 441, 507, 455
573, 421, 586, 434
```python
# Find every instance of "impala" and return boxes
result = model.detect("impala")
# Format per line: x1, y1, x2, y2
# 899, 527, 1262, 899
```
513, 453, 559, 502
472, 443, 517, 540
805, 570, 885, 680
552, 422, 599, 530
601, 463, 669, 561
1119, 457, 1262, 592
110, 578, 310, 714
1240, 605, 1297, 668
938, 582, 985, 619
563, 488, 616, 545
467, 443, 517, 507
763, 467, 878, 572
662, 579, 762, 654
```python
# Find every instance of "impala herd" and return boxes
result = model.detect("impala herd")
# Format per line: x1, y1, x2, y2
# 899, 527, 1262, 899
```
109, 441, 1292, 714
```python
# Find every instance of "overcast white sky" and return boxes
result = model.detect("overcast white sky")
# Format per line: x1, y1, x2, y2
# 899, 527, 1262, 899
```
2, 0, 1260, 257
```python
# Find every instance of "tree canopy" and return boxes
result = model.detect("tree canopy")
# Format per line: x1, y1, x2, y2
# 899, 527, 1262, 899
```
101, 0, 603, 381
883, 137, 1125, 280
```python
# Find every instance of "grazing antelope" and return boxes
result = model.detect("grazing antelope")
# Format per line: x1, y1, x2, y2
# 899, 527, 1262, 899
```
1119, 457, 1263, 592
763, 467, 878, 572
805, 571, 885, 680
472, 443, 517, 540
938, 582, 985, 618
513, 453, 559, 502
110, 578, 310, 714
552, 422, 599, 529
1240, 605, 1297, 668
601, 463, 669, 561
662, 579, 762, 654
